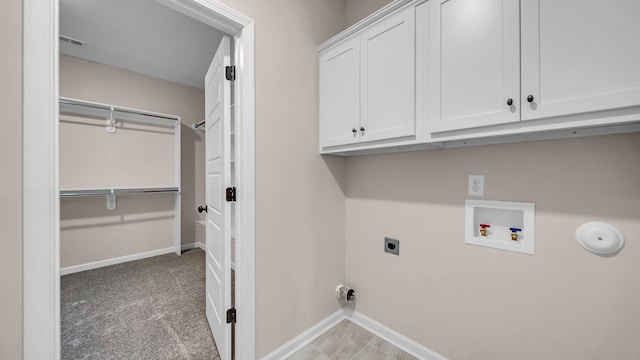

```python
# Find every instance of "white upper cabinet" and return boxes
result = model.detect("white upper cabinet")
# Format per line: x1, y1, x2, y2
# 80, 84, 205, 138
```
318, 5, 415, 151
319, 37, 360, 148
520, 0, 640, 121
319, 0, 640, 155
361, 7, 415, 142
428, 0, 520, 132
426, 0, 640, 134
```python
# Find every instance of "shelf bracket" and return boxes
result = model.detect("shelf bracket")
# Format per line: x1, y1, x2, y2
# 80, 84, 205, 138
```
106, 189, 117, 210
106, 107, 116, 133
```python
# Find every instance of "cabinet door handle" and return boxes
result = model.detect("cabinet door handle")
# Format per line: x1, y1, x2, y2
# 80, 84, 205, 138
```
197, 205, 207, 213
360, 127, 365, 133
527, 95, 534, 103
352, 128, 357, 134
507, 98, 513, 106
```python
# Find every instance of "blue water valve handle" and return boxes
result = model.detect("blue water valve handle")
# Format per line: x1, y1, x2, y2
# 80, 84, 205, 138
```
509, 227, 522, 241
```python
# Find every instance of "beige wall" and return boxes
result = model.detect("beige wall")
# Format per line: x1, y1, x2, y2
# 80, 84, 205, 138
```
218, 0, 348, 356
59, 55, 206, 266
60, 195, 176, 267
345, 134, 640, 359
0, 0, 23, 357
345, 0, 393, 26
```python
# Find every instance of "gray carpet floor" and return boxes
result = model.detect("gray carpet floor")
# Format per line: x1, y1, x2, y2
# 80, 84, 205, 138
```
61, 249, 220, 360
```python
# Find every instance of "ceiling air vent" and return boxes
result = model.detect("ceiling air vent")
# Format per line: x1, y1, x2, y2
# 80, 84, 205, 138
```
59, 34, 86, 48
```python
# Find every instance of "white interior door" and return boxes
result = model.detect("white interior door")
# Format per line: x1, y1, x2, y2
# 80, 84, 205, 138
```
205, 35, 232, 360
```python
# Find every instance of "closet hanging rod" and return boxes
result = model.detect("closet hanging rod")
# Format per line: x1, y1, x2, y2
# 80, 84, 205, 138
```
192, 120, 206, 129
60, 186, 179, 198
59, 97, 180, 121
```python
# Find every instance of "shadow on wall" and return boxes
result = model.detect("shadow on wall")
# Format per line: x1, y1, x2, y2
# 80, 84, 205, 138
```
321, 154, 348, 195
60, 194, 175, 230
182, 122, 203, 243
342, 133, 640, 219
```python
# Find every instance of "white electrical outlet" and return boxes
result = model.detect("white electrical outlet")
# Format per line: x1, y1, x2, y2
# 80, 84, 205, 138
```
468, 175, 485, 196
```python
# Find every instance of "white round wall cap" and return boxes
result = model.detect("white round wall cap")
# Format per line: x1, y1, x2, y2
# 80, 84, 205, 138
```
575, 222, 624, 255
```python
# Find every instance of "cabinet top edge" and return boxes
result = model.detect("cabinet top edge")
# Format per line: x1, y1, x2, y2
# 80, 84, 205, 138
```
317, 0, 419, 53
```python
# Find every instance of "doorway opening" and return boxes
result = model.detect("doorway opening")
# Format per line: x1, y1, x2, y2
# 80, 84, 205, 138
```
22, 0, 255, 359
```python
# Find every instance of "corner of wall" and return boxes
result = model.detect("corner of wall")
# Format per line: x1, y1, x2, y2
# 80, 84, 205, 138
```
0, 0, 23, 358
344, 0, 394, 28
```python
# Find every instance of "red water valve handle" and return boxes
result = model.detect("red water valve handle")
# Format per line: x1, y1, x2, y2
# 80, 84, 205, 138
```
479, 224, 491, 229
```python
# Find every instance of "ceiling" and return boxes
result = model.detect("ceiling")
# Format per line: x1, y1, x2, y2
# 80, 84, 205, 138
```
60, 0, 225, 89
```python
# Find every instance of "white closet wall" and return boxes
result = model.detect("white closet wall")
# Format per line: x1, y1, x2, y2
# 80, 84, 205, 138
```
59, 55, 206, 269
59, 114, 176, 188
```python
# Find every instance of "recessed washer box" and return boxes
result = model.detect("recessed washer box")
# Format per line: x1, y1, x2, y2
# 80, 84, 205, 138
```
465, 199, 535, 255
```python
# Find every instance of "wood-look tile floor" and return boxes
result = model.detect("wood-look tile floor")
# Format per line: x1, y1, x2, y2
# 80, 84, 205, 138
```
286, 319, 418, 360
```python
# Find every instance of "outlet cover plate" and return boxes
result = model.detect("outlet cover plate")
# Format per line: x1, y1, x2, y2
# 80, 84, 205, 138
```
468, 175, 485, 196
384, 237, 400, 255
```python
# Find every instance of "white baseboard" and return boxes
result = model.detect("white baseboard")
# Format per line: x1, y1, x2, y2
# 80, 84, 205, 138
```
181, 241, 206, 251
346, 309, 448, 360
259, 309, 345, 360
60, 246, 177, 276
260, 307, 448, 360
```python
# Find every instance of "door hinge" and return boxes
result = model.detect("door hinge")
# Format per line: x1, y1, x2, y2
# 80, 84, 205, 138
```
225, 66, 236, 81
226, 308, 236, 324
226, 187, 236, 202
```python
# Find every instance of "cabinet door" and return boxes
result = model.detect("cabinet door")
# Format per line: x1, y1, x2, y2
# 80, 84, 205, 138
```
319, 37, 360, 148
429, 0, 520, 133
521, 0, 640, 121
361, 7, 415, 142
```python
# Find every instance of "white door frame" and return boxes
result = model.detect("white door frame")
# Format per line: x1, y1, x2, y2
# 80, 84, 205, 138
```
22, 1, 256, 359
